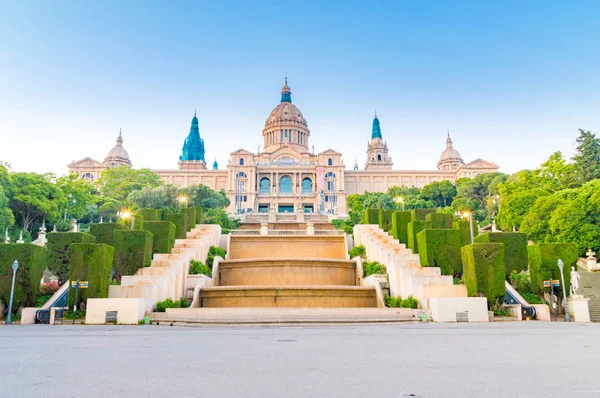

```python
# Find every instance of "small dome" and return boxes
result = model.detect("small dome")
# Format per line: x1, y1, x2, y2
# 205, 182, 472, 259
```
104, 130, 132, 167
438, 133, 462, 162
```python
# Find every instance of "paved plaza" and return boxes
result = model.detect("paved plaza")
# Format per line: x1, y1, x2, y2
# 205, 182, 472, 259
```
1, 322, 598, 398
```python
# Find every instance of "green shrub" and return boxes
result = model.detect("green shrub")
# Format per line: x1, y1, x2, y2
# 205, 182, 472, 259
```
461, 243, 506, 308
410, 208, 436, 221
378, 209, 395, 231
475, 232, 528, 277
385, 295, 419, 309
363, 209, 380, 224
390, 211, 411, 243
68, 243, 114, 308
113, 230, 154, 280
206, 246, 227, 268
143, 221, 176, 254
189, 259, 211, 276
417, 229, 462, 276
343, 225, 353, 234
425, 213, 454, 229
181, 207, 196, 231
0, 244, 47, 309
137, 209, 159, 222
193, 206, 204, 224
155, 297, 188, 312
47, 232, 96, 284
452, 220, 479, 247
362, 261, 386, 277
165, 213, 188, 239
89, 223, 128, 246
407, 220, 431, 254
528, 243, 578, 295
349, 245, 366, 259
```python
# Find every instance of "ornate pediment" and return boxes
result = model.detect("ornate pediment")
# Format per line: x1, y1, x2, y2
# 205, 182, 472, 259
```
318, 148, 342, 155
462, 158, 498, 169
67, 157, 106, 168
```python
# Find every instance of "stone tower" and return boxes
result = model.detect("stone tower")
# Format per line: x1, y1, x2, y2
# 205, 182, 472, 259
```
365, 113, 393, 170
103, 129, 132, 168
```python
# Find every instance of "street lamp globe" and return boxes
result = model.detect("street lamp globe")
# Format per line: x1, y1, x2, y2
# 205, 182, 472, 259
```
557, 259, 564, 271
12, 260, 19, 272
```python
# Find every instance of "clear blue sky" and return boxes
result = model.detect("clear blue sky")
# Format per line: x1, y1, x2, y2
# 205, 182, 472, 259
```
1, 1, 599, 175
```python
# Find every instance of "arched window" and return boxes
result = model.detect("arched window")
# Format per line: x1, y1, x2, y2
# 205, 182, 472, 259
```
302, 178, 312, 194
328, 158, 333, 166
236, 172, 247, 178
326, 172, 336, 191
239, 158, 245, 166
326, 172, 336, 178
377, 154, 382, 161
260, 178, 271, 194
279, 176, 292, 194
82, 172, 93, 181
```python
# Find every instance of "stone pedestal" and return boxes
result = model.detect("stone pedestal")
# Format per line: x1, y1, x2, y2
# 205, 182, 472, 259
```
260, 223, 268, 236
70, 219, 78, 232
567, 296, 590, 323
306, 222, 315, 236
268, 209, 276, 223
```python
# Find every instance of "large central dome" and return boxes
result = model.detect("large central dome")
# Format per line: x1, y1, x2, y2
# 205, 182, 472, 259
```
262, 78, 311, 153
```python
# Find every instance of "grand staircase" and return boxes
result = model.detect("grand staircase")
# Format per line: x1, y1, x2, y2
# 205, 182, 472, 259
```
580, 270, 600, 322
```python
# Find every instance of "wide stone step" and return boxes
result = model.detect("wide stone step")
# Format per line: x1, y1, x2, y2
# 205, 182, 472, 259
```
154, 307, 419, 324
217, 258, 357, 287
196, 285, 378, 308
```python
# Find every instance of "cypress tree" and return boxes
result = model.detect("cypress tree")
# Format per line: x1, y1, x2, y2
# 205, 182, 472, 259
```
573, 129, 600, 182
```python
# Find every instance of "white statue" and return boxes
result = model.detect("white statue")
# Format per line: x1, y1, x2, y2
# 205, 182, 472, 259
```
570, 266, 580, 296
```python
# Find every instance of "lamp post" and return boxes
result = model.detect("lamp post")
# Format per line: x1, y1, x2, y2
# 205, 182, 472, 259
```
394, 196, 405, 211
117, 210, 134, 230
6, 260, 19, 324
66, 193, 76, 221
177, 196, 188, 209
557, 259, 570, 322
463, 211, 475, 244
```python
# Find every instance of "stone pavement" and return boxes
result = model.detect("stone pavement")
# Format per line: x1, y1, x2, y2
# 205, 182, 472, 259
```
0, 323, 598, 398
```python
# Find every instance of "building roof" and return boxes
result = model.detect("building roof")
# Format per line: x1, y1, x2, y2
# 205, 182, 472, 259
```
439, 132, 463, 162
371, 112, 383, 139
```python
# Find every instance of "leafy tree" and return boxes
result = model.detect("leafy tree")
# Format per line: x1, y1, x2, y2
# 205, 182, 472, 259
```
421, 180, 456, 207
0, 185, 15, 233
55, 174, 100, 221
95, 166, 163, 201
573, 129, 600, 183
97, 201, 119, 221
178, 184, 230, 210
7, 172, 63, 232
496, 188, 549, 231
126, 185, 178, 210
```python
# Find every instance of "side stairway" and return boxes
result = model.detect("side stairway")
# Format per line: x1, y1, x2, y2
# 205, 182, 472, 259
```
354, 224, 489, 322
580, 270, 600, 322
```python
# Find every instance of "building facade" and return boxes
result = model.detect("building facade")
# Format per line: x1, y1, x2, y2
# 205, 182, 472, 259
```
68, 79, 499, 214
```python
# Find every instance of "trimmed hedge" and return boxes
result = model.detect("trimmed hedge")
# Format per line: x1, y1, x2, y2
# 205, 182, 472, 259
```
407, 220, 431, 254
410, 208, 436, 221
391, 211, 412, 244
528, 243, 578, 295
475, 232, 528, 278
425, 213, 454, 229
137, 209, 159, 222
47, 232, 96, 284
461, 243, 506, 308
363, 209, 380, 225
165, 213, 188, 239
113, 230, 154, 280
453, 220, 479, 247
0, 244, 47, 309
89, 223, 128, 246
193, 206, 204, 224
181, 208, 196, 231
378, 209, 395, 232
143, 221, 176, 254
417, 229, 463, 276
68, 243, 114, 308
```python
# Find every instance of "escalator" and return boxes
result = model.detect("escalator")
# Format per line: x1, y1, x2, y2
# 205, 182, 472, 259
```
504, 281, 537, 320
35, 282, 70, 324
